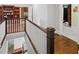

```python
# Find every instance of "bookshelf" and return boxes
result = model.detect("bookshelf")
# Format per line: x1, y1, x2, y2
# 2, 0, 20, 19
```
2, 6, 14, 20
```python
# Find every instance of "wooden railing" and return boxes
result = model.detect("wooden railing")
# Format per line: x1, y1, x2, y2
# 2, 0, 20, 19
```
6, 18, 26, 34
25, 18, 55, 54
0, 17, 55, 54
26, 19, 47, 33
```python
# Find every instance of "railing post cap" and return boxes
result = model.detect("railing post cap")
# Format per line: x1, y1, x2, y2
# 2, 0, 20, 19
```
47, 27, 55, 32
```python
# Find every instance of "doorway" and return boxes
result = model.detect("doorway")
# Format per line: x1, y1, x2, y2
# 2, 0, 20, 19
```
63, 4, 71, 27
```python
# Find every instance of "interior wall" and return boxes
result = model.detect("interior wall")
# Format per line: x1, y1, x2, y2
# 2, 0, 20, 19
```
32, 4, 61, 31
28, 7, 33, 21
32, 4, 48, 28
0, 38, 8, 54
14, 37, 25, 50
47, 4, 60, 33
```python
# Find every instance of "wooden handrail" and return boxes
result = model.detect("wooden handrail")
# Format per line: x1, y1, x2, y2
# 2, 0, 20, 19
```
6, 17, 47, 33
6, 18, 25, 20
25, 18, 55, 54
25, 18, 47, 33
1, 17, 46, 33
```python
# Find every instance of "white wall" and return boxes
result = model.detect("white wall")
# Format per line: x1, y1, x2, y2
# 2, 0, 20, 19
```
6, 32, 26, 50
0, 21, 5, 46
14, 37, 25, 50
32, 4, 48, 28
28, 7, 33, 21
32, 4, 61, 32
0, 38, 8, 54
47, 4, 60, 33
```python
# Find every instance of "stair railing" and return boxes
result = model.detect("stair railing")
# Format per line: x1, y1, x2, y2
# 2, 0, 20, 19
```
25, 18, 55, 54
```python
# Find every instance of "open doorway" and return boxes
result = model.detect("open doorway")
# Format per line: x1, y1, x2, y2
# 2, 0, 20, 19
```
21, 7, 28, 18
63, 4, 71, 27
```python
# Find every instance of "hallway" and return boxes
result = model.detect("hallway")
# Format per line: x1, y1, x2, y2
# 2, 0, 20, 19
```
0, 4, 79, 54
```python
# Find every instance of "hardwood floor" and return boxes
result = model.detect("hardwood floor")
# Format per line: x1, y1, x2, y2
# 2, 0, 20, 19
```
54, 34, 78, 54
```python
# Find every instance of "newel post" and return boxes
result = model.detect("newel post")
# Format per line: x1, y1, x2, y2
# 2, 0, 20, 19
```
47, 27, 55, 54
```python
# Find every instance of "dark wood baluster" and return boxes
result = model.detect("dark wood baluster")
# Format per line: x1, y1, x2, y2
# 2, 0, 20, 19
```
23, 21, 25, 31
8, 20, 9, 33
7, 20, 8, 33
19, 19, 21, 32
22, 19, 23, 31
22, 19, 24, 31
15, 19, 16, 32
9, 20, 11, 32
17, 19, 18, 32
14, 19, 16, 32
13, 19, 14, 32
24, 19, 25, 31
8, 20, 10, 33
11, 19, 13, 32
24, 19, 26, 32
17, 19, 19, 32
14, 19, 15, 32
16, 19, 17, 32
19, 19, 20, 32
12, 19, 13, 33
16, 19, 18, 32
6, 20, 8, 33
10, 19, 11, 33
21, 19, 22, 32
11, 19, 12, 33
20, 19, 22, 31
10, 20, 12, 33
